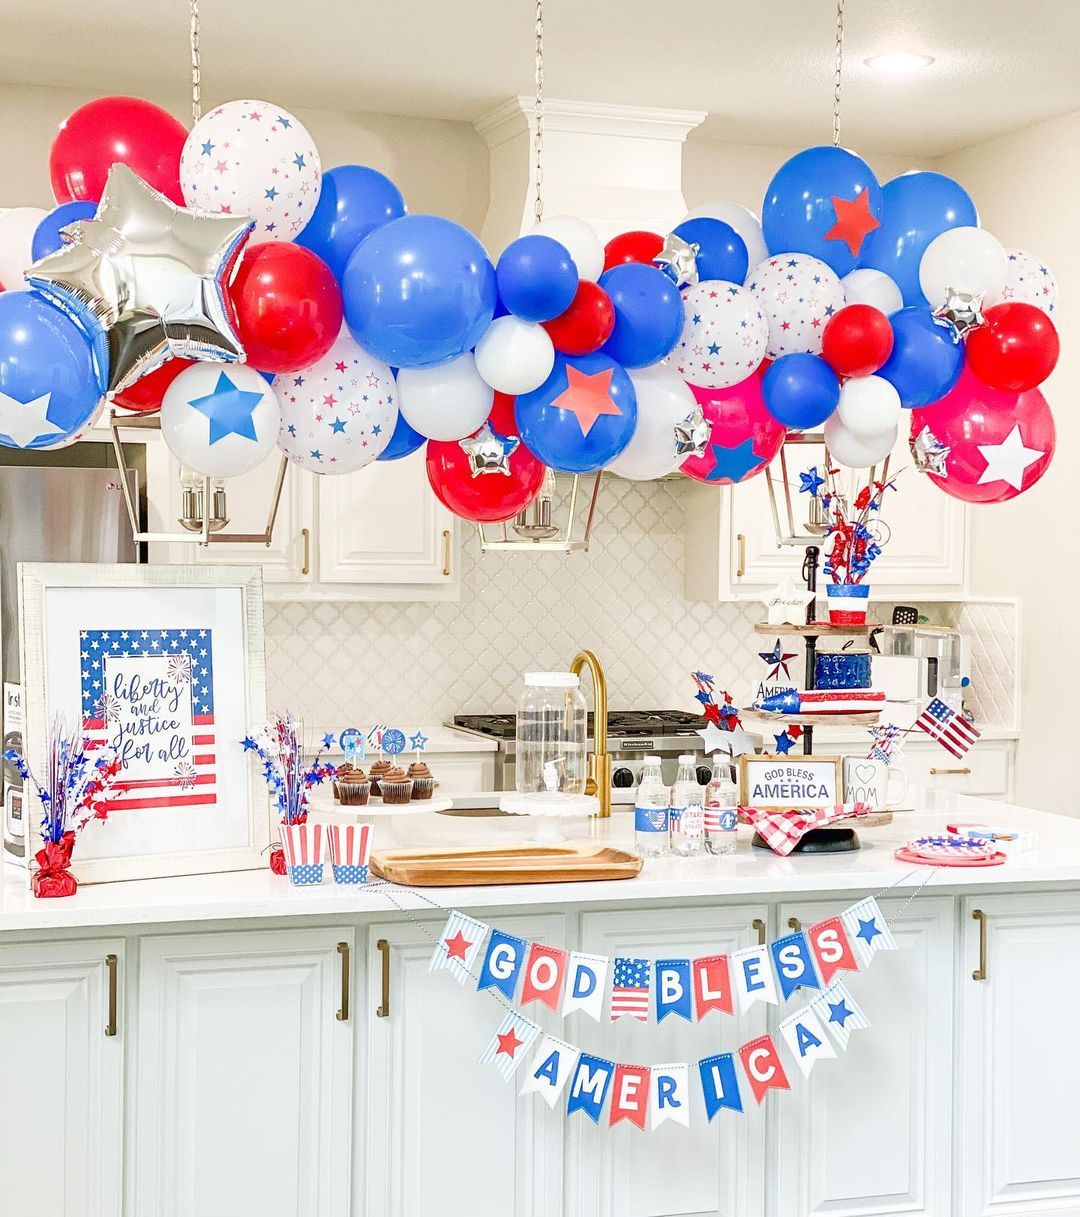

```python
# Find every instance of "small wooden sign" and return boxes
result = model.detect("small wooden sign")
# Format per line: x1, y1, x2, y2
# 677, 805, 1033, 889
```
738, 754, 843, 810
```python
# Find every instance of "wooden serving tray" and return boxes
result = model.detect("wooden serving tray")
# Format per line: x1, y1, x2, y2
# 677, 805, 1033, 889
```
370, 842, 643, 887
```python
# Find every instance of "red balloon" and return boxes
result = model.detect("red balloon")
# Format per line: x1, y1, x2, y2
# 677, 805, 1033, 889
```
966, 302, 1060, 393
603, 230, 664, 271
680, 368, 786, 485
113, 358, 194, 413
821, 304, 894, 379
230, 244, 343, 374
49, 96, 188, 205
910, 365, 1055, 504
541, 281, 615, 356
426, 394, 546, 522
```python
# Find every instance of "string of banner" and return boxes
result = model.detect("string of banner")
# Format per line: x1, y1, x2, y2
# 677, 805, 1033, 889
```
371, 868, 936, 1131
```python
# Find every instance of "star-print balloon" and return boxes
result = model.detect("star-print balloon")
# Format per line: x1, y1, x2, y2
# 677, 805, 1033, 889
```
161, 363, 280, 478
274, 330, 395, 475
748, 254, 846, 360
180, 100, 321, 242
671, 281, 768, 389
680, 369, 786, 485
988, 248, 1059, 315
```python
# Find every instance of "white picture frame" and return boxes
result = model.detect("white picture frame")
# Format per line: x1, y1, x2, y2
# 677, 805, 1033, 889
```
738, 753, 843, 811
19, 563, 269, 884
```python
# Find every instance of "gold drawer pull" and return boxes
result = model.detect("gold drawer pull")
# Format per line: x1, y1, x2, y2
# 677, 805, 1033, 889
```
376, 938, 391, 1018
752, 918, 767, 946
736, 533, 746, 578
787, 917, 801, 932
930, 767, 972, 775
972, 909, 988, 981
105, 953, 118, 1037
441, 529, 452, 578
301, 527, 311, 576
336, 942, 350, 1022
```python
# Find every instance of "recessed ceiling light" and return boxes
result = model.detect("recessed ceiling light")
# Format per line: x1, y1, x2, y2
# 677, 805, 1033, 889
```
864, 51, 935, 74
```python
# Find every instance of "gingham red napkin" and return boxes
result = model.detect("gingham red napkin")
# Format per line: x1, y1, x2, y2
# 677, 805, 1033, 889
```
739, 803, 875, 856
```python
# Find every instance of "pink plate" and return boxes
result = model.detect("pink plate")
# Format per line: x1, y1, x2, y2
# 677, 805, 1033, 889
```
894, 846, 1006, 868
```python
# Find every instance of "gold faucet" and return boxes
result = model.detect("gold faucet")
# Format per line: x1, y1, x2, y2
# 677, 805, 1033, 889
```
569, 649, 611, 818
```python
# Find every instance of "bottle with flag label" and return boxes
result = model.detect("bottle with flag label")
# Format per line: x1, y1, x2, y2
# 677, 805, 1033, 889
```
634, 755, 669, 858
670, 754, 704, 857
704, 751, 738, 856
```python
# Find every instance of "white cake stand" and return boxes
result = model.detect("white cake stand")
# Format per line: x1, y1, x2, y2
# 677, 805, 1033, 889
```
309, 796, 454, 845
498, 791, 600, 842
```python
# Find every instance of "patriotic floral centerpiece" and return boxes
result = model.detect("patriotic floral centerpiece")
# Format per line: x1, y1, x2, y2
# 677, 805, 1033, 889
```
4, 717, 123, 898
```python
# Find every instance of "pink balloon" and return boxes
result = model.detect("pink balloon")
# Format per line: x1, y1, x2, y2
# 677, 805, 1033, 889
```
681, 368, 787, 484
910, 364, 1055, 504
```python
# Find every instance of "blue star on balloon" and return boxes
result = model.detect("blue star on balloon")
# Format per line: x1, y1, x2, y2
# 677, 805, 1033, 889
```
330, 417, 347, 434
188, 372, 265, 444
828, 999, 852, 1027
799, 467, 825, 496
856, 917, 881, 945
774, 730, 797, 755
706, 439, 764, 483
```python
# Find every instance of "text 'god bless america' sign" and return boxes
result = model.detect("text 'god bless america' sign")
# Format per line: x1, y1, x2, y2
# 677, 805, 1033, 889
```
738, 755, 842, 810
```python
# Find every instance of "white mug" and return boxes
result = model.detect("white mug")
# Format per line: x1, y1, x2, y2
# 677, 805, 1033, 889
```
843, 756, 909, 810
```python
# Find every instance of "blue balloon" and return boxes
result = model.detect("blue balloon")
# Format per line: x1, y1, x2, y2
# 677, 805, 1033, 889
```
762, 353, 840, 429
515, 352, 637, 473
671, 218, 749, 284
496, 235, 578, 323
31, 201, 98, 263
858, 172, 978, 307
597, 263, 683, 368
877, 307, 964, 408
295, 165, 406, 282
0, 291, 105, 449
343, 214, 496, 368
377, 409, 425, 461
762, 145, 883, 277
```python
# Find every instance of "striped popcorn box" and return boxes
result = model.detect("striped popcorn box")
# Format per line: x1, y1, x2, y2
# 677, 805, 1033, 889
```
327, 823, 372, 885
279, 821, 325, 886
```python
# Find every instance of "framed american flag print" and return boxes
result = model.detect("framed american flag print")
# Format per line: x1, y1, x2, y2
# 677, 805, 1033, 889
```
19, 563, 269, 884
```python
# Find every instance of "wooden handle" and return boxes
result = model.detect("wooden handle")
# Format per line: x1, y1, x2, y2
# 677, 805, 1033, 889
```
787, 917, 801, 931
930, 766, 971, 775
752, 917, 767, 946
441, 530, 452, 578
336, 942, 350, 1022
972, 909, 988, 981
105, 953, 118, 1038
376, 938, 391, 1018
301, 527, 311, 577
736, 533, 746, 579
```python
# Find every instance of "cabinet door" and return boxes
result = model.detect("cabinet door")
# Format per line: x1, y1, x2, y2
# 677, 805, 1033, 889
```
135, 928, 353, 1217
959, 893, 1080, 1216
0, 939, 124, 1217
316, 448, 455, 586
772, 896, 954, 1217
567, 904, 769, 1217
364, 913, 566, 1217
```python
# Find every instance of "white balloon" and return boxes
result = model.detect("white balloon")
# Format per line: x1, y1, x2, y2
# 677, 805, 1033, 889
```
607, 363, 697, 481
397, 353, 493, 441
841, 268, 904, 316
986, 248, 1059, 315
824, 415, 897, 469
836, 375, 902, 438
0, 207, 47, 288
918, 226, 1008, 309
749, 253, 845, 360
161, 364, 280, 477
474, 315, 555, 395
681, 201, 767, 275
528, 214, 603, 281
671, 281, 768, 388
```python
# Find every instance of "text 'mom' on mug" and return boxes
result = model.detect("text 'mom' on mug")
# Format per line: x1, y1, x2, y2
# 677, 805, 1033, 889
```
843, 756, 909, 809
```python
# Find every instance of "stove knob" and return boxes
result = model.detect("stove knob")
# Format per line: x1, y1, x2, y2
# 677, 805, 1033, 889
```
696, 765, 712, 786
612, 767, 635, 788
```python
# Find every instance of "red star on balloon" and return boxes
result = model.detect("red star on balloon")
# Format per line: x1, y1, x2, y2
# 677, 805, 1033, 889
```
824, 188, 881, 256
444, 931, 472, 961
496, 1028, 524, 1058
552, 365, 622, 437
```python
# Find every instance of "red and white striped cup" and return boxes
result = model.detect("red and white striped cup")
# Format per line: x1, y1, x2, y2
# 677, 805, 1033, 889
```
327, 823, 372, 884
279, 821, 325, 886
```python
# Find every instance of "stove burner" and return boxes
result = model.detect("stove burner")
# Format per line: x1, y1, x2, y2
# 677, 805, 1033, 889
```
452, 709, 707, 742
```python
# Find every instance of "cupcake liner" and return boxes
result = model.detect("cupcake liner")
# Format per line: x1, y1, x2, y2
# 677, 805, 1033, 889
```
379, 779, 413, 805
337, 780, 371, 806
409, 777, 436, 800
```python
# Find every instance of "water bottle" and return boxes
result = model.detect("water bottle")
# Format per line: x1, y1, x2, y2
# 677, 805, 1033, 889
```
634, 755, 669, 858
704, 752, 738, 857
670, 754, 705, 857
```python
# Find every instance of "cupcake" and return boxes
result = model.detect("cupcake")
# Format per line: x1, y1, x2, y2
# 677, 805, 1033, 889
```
335, 765, 371, 806
407, 761, 436, 800
378, 765, 413, 805
368, 758, 393, 797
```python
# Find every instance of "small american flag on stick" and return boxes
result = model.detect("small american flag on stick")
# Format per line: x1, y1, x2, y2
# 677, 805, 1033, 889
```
914, 697, 980, 760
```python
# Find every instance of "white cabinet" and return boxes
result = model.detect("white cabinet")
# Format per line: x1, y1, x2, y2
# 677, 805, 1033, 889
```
824, 736, 1015, 802
568, 904, 769, 1217
134, 928, 354, 1217
363, 913, 566, 1217
958, 893, 1080, 1217
773, 896, 955, 1217
0, 939, 124, 1217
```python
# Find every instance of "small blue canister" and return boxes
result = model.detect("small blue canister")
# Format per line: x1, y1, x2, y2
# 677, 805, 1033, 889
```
814, 650, 872, 690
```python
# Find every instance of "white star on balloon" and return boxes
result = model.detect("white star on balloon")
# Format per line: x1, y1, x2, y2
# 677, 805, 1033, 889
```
977, 424, 1044, 490
0, 391, 64, 448
765, 576, 815, 626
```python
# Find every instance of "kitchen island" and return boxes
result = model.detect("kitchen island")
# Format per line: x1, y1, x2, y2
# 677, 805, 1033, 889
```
1, 789, 1076, 1217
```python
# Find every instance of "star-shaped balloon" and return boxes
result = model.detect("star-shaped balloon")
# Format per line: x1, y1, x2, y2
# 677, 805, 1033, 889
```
931, 287, 986, 340
27, 163, 254, 394
653, 232, 700, 289
673, 404, 710, 458
459, 422, 519, 477
910, 424, 951, 477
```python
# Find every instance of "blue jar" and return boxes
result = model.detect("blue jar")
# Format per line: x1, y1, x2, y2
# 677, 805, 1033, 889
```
814, 651, 871, 689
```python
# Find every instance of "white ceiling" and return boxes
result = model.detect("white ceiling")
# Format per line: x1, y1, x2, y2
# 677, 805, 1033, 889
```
2, 0, 1078, 155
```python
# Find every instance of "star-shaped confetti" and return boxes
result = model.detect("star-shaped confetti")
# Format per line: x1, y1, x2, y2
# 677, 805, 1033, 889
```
824, 188, 881, 257
653, 232, 700, 288
458, 422, 519, 477
673, 404, 710, 458
932, 287, 986, 340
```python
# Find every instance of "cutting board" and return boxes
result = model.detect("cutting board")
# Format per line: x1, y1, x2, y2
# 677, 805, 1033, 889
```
370, 842, 643, 886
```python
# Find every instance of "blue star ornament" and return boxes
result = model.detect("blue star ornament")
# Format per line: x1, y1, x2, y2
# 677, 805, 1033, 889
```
773, 730, 796, 755
856, 917, 882, 946
706, 438, 766, 484
799, 467, 825, 496
188, 372, 267, 444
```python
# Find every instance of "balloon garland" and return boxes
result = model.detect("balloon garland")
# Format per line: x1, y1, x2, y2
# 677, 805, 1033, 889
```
0, 94, 1060, 518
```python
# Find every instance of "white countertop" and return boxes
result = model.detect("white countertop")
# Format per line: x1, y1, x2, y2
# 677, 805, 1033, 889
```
0, 789, 1074, 934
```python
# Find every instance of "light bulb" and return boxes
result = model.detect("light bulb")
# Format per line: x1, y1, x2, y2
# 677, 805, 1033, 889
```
178, 464, 202, 491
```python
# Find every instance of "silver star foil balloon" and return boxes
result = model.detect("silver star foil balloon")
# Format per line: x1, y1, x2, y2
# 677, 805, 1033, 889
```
27, 163, 254, 394
673, 404, 710, 458
910, 424, 951, 477
653, 232, 700, 289
459, 422, 519, 477
932, 286, 987, 341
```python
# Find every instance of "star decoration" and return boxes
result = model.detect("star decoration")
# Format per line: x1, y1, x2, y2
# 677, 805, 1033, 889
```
828, 999, 852, 1027
673, 404, 710, 458
706, 438, 765, 483
496, 1028, 524, 1059
0, 391, 65, 448
856, 917, 881, 946
444, 931, 472, 961
408, 731, 429, 752
552, 365, 622, 437
799, 467, 825, 497
773, 729, 797, 755
759, 638, 798, 681
458, 422, 519, 477
910, 425, 951, 477
977, 423, 1044, 490
653, 232, 700, 288
765, 576, 815, 626
931, 287, 987, 340
824, 188, 881, 257
188, 372, 266, 444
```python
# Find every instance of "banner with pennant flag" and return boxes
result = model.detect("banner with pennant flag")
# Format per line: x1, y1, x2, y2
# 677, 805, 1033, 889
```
812, 980, 871, 1050
842, 896, 897, 966
429, 911, 488, 985
479, 1010, 540, 1080
778, 1004, 836, 1078
520, 1034, 577, 1108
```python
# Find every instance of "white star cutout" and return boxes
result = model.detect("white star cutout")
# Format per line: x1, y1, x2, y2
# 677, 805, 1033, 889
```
765, 576, 815, 626
977, 424, 1044, 490
0, 391, 64, 448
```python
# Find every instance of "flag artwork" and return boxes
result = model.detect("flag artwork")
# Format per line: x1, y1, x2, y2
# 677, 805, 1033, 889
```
915, 696, 981, 759
611, 957, 651, 1022
80, 628, 216, 812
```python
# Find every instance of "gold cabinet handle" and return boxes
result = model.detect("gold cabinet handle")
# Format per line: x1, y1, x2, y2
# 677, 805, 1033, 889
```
787, 917, 801, 931
736, 533, 746, 579
376, 938, 391, 1018
972, 909, 988, 981
441, 529, 452, 578
336, 942, 350, 1022
752, 918, 767, 946
105, 953, 118, 1037
930, 766, 971, 775
301, 527, 311, 577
